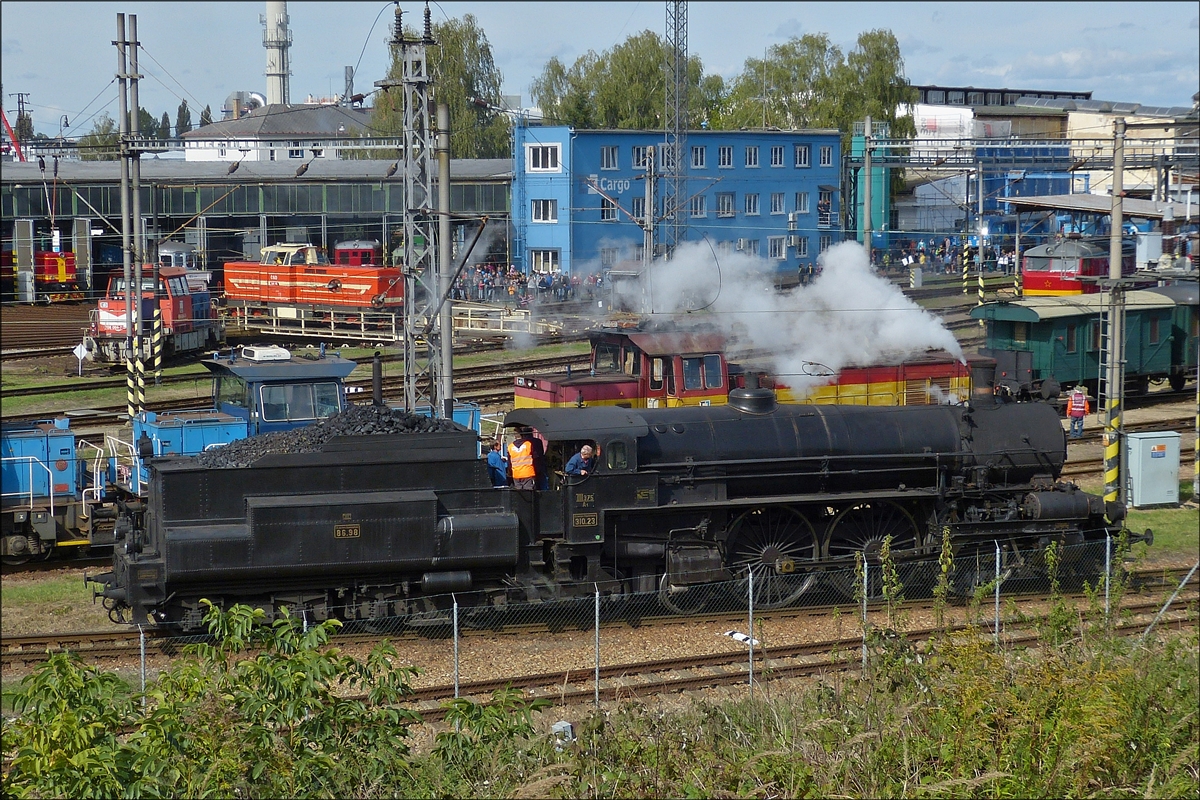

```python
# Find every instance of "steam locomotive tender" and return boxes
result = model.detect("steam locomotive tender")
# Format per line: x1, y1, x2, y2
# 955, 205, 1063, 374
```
91, 365, 1130, 629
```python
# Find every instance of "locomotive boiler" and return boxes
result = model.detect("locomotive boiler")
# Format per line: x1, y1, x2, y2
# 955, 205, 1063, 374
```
90, 368, 1131, 629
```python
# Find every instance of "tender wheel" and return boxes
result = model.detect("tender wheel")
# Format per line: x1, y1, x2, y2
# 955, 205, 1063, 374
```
726, 506, 819, 609
826, 500, 920, 599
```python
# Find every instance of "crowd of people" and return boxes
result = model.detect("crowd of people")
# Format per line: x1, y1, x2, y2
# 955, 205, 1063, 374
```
879, 238, 1018, 276
450, 263, 606, 304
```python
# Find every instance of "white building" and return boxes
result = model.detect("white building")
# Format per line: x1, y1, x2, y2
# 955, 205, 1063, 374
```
181, 104, 375, 162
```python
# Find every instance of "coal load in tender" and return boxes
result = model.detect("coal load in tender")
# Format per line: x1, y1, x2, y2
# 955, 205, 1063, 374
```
194, 404, 470, 468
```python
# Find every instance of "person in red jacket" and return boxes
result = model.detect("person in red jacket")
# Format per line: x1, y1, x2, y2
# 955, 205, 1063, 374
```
1067, 386, 1090, 439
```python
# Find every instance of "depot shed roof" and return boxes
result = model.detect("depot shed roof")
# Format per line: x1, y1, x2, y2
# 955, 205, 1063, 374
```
1004, 194, 1197, 220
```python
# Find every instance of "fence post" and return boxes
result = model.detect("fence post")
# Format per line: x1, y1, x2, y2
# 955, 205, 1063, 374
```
452, 594, 460, 699
861, 557, 868, 674
1141, 561, 1199, 642
138, 624, 146, 710
747, 567, 755, 690
594, 586, 600, 709
301, 609, 308, 633
994, 541, 1001, 646
1104, 534, 1112, 621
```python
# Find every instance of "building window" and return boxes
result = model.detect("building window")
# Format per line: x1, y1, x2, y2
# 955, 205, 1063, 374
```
311, 142, 324, 158
819, 146, 833, 167
818, 190, 833, 227
716, 192, 735, 217
797, 237, 808, 257
928, 89, 946, 104
289, 140, 303, 158
744, 193, 759, 216
527, 144, 560, 171
967, 92, 985, 105
948, 90, 965, 105
657, 143, 677, 172
819, 235, 831, 252
632, 145, 649, 169
770, 193, 785, 215
768, 236, 786, 260
745, 239, 759, 256
717, 240, 733, 255
532, 199, 557, 223
691, 145, 706, 169
794, 144, 810, 168
269, 149, 275, 161
718, 145, 733, 168
770, 145, 785, 167
529, 249, 560, 273
745, 146, 759, 167
795, 191, 810, 214
600, 248, 619, 268
601, 145, 619, 170
219, 146, 226, 157
631, 197, 646, 221
986, 92, 1002, 105
601, 197, 617, 221
690, 194, 707, 218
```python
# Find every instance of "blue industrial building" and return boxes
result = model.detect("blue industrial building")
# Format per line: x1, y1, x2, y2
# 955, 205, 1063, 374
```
511, 124, 843, 278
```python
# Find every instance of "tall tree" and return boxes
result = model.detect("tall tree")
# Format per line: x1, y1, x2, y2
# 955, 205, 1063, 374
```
136, 107, 157, 138
719, 29, 916, 141
530, 31, 718, 130
175, 100, 193, 136
372, 14, 509, 159
199, 104, 213, 127
14, 111, 34, 144
78, 113, 120, 161
159, 111, 172, 139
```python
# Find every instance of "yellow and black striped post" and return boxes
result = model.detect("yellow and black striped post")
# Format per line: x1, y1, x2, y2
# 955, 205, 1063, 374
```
152, 305, 163, 385
1014, 266, 1022, 297
1103, 396, 1121, 504
126, 340, 136, 419
978, 254, 986, 326
134, 335, 146, 413
961, 247, 969, 295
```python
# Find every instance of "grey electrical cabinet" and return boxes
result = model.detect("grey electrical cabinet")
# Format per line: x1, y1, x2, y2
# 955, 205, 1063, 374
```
1126, 431, 1180, 508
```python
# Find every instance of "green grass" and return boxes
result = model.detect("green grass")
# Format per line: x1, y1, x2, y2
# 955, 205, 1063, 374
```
0, 574, 93, 608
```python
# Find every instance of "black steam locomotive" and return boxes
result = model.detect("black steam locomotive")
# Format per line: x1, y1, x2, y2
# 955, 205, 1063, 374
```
90, 365, 1130, 630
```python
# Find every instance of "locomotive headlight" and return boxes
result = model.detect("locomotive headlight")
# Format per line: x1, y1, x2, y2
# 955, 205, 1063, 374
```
516, 377, 526, 387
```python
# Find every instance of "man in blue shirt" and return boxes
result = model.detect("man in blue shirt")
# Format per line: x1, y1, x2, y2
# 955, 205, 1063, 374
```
564, 444, 595, 478
486, 440, 508, 487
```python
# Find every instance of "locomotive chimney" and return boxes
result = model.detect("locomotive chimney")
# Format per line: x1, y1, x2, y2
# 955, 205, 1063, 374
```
373, 351, 383, 406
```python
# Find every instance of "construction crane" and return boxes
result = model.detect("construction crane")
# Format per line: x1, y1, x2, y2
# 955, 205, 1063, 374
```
1, 106, 26, 161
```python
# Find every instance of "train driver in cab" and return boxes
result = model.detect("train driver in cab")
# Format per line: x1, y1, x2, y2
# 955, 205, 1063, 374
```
565, 444, 596, 478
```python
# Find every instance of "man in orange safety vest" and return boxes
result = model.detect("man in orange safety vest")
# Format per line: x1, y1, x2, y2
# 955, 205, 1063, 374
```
508, 427, 539, 489
1067, 386, 1090, 439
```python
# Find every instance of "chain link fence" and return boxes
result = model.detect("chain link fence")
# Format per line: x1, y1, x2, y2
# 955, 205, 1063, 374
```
133, 537, 1197, 704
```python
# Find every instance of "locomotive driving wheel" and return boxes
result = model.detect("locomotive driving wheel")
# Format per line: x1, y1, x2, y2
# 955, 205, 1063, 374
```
826, 500, 921, 600
726, 506, 819, 609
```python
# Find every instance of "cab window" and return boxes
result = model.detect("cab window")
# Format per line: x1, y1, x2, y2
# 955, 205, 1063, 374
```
666, 360, 677, 396
1024, 256, 1050, 272
1013, 322, 1028, 345
259, 382, 342, 422
682, 357, 703, 391
216, 375, 249, 409
1064, 324, 1077, 353
703, 354, 723, 389
606, 440, 628, 471
650, 357, 665, 391
593, 343, 621, 373
623, 346, 641, 375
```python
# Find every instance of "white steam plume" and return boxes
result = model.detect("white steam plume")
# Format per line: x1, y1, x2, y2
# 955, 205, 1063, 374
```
647, 240, 965, 396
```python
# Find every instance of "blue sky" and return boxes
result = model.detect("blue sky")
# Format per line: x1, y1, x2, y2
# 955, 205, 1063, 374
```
3, 1, 1197, 137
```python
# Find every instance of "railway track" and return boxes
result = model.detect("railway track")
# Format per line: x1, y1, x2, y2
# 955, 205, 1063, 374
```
2, 351, 593, 426
5, 569, 1194, 668
0, 303, 93, 358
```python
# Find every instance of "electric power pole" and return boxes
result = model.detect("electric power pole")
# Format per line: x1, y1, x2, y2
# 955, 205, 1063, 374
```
1103, 118, 1127, 507
662, 0, 687, 258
